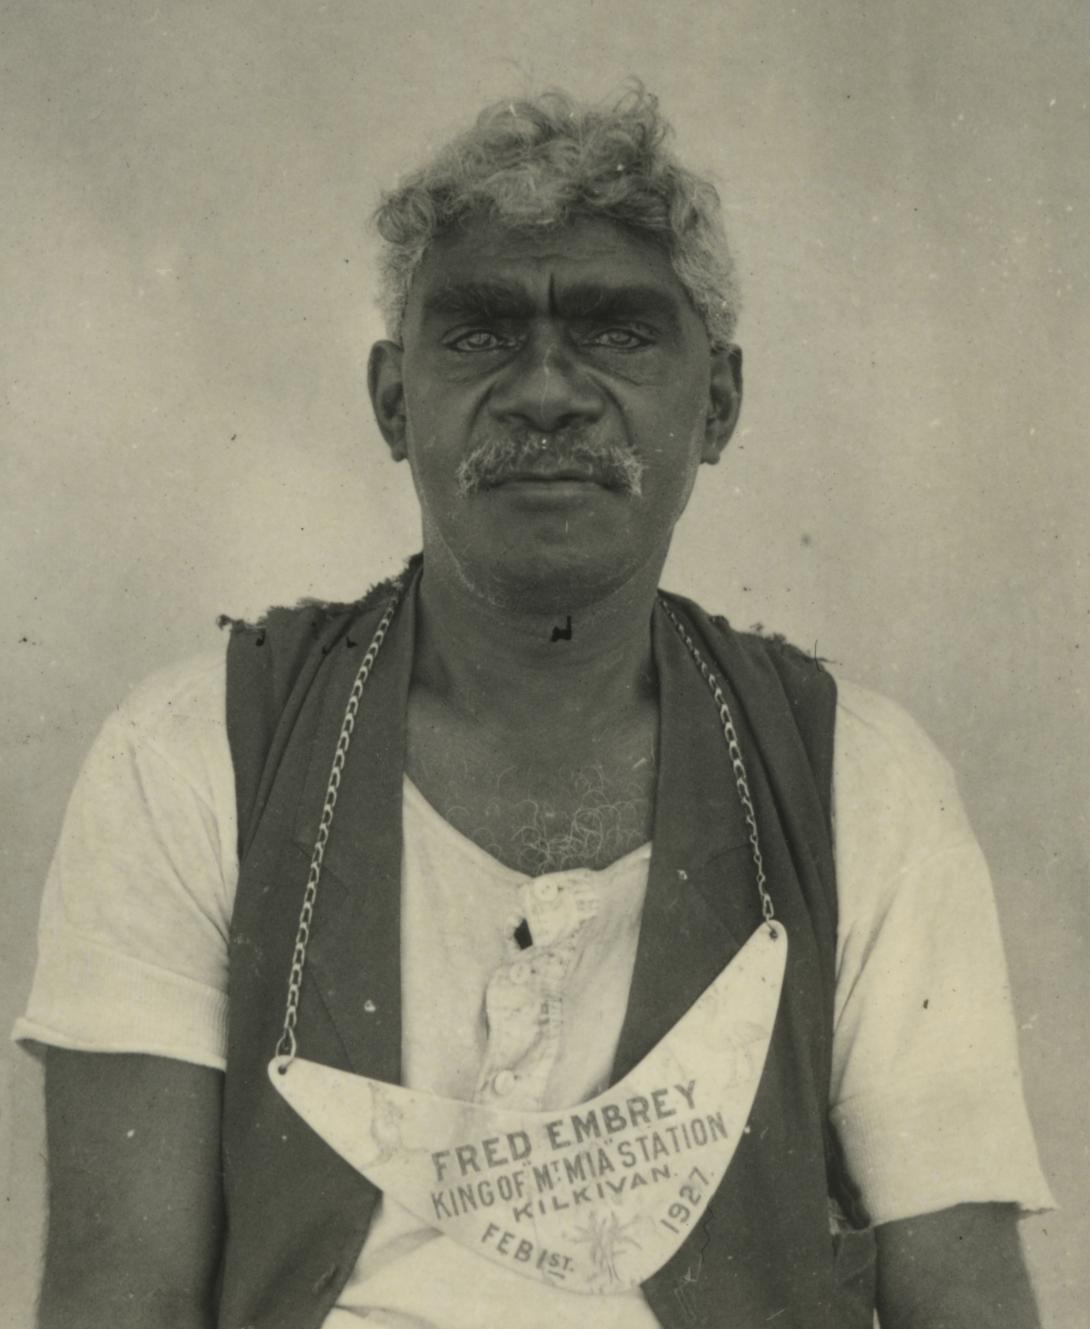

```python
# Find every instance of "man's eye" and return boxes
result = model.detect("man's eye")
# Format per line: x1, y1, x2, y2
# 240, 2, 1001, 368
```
446, 329, 515, 352
584, 326, 653, 350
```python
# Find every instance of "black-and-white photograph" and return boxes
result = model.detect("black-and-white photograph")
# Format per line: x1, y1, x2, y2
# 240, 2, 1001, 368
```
2, 3, 1086, 1326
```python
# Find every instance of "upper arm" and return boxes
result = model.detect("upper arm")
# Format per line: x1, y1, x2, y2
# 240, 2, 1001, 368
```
830, 687, 1055, 1229
875, 1203, 1040, 1329
40, 1048, 224, 1329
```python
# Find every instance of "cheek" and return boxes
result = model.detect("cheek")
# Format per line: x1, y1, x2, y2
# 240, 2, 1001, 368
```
403, 395, 450, 473
641, 416, 707, 522
403, 379, 479, 463
399, 415, 444, 508
645, 411, 706, 476
667, 457, 702, 523
402, 388, 434, 445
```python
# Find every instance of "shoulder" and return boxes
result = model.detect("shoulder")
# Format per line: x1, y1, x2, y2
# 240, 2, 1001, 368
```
833, 678, 949, 767
102, 648, 230, 789
216, 557, 420, 645
829, 678, 994, 996
65, 650, 237, 893
831, 678, 965, 837
701, 607, 833, 680
667, 598, 838, 727
217, 557, 419, 706
117, 648, 227, 731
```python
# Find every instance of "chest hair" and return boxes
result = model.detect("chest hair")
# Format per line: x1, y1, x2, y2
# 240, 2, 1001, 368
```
407, 705, 657, 876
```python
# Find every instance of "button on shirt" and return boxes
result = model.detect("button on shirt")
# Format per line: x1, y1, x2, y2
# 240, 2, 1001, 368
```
342, 779, 660, 1327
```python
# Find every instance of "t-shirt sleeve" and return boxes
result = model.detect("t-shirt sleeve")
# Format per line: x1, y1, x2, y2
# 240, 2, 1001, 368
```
830, 681, 1056, 1225
12, 650, 237, 1072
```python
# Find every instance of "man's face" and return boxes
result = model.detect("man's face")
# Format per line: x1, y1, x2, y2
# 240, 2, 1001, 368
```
369, 215, 741, 612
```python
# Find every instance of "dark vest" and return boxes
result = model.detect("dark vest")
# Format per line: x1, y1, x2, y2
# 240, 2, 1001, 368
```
218, 561, 874, 1328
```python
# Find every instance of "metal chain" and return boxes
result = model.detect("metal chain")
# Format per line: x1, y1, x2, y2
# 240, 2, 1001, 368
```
275, 585, 405, 1066
276, 584, 774, 1067
658, 600, 775, 925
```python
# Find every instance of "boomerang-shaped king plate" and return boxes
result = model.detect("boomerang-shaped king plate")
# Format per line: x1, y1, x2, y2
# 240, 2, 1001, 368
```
270, 920, 786, 1294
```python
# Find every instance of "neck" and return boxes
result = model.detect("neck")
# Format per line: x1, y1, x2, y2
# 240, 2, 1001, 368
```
410, 553, 663, 733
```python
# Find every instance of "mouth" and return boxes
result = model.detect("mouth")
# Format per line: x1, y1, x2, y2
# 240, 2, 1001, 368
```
490, 468, 602, 487
483, 470, 611, 506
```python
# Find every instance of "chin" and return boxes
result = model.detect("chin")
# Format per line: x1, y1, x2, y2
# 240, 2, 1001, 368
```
424, 511, 668, 616
477, 545, 648, 616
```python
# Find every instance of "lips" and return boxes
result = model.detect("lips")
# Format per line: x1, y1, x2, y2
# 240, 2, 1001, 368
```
491, 467, 601, 486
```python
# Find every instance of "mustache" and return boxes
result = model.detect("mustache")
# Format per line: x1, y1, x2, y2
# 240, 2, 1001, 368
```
455, 427, 645, 497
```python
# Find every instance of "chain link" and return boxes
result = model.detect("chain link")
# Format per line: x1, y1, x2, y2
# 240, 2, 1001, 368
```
658, 601, 775, 925
276, 585, 774, 1067
275, 587, 405, 1066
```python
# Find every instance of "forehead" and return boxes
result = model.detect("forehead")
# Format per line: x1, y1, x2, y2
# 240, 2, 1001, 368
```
404, 216, 696, 323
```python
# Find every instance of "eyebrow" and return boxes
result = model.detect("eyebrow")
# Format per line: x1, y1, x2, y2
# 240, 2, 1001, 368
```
551, 281, 683, 331
422, 279, 684, 330
422, 280, 537, 321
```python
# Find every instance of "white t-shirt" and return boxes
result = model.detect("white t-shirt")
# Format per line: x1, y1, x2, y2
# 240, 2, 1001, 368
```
13, 649, 1055, 1327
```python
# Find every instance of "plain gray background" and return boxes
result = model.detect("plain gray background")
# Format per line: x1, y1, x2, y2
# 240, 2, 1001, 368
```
2, 2, 1087, 1325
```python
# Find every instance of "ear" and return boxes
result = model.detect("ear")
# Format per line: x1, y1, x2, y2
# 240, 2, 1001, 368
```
367, 340, 408, 461
701, 344, 743, 464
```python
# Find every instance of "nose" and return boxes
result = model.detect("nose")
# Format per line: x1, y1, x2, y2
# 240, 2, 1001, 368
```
489, 329, 604, 433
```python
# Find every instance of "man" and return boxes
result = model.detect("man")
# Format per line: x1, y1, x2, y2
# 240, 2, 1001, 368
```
16, 87, 1052, 1328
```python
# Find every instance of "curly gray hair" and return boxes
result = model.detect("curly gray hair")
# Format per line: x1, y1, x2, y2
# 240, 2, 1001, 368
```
373, 85, 740, 348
